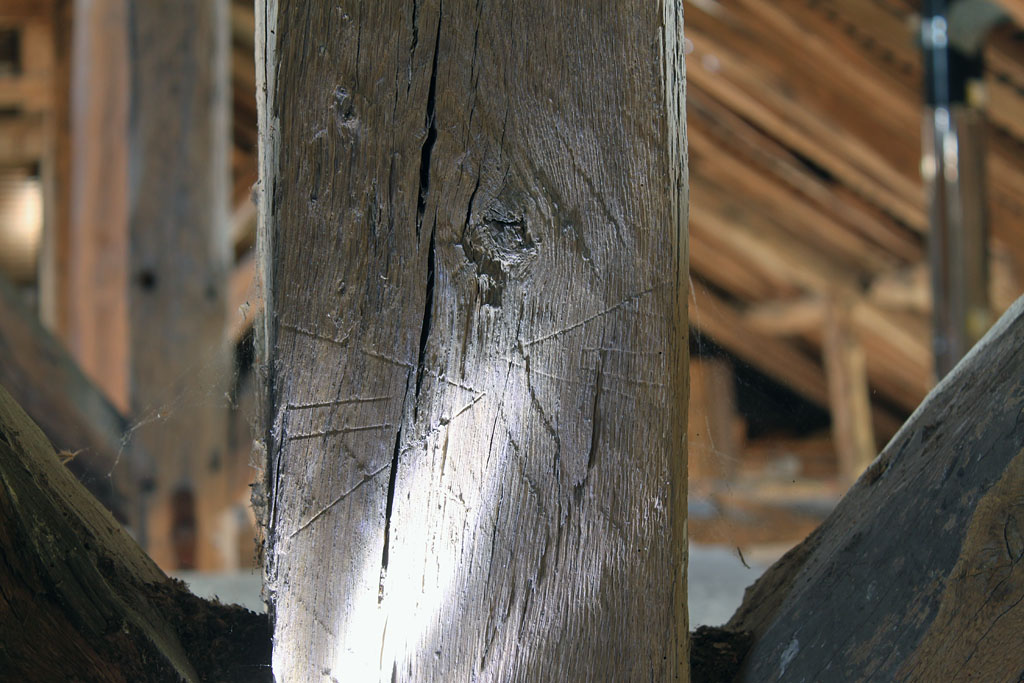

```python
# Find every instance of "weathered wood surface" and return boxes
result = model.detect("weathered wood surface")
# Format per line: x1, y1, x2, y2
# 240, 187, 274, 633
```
127, 0, 235, 570
0, 383, 271, 682
0, 274, 144, 522
256, 1, 688, 680
728, 295, 1024, 681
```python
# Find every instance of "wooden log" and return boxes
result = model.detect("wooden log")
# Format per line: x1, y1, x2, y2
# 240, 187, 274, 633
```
0, 274, 145, 523
255, 1, 688, 679
728, 295, 1024, 681
0, 382, 270, 682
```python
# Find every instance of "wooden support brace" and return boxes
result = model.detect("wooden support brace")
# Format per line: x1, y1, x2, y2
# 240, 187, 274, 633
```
0, 274, 145, 523
0, 383, 269, 682
728, 295, 1024, 681
823, 296, 877, 485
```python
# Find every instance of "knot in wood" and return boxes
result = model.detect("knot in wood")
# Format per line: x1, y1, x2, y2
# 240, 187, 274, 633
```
464, 198, 539, 307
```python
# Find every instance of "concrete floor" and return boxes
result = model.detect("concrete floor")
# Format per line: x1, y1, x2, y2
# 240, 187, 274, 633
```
176, 542, 771, 629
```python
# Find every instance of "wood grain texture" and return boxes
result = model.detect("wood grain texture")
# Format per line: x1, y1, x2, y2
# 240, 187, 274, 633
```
256, 1, 688, 680
0, 383, 271, 683
729, 295, 1024, 682
127, 0, 235, 570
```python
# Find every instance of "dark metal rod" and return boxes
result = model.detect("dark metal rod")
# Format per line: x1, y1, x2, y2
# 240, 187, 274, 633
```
920, 0, 995, 378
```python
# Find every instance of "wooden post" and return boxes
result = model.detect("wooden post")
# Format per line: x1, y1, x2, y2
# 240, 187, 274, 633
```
689, 357, 740, 494
40, 0, 131, 412
823, 296, 876, 485
128, 0, 234, 571
256, 1, 689, 679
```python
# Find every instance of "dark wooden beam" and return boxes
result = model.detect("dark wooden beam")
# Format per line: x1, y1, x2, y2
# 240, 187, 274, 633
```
729, 295, 1024, 681
0, 275, 146, 523
0, 382, 270, 682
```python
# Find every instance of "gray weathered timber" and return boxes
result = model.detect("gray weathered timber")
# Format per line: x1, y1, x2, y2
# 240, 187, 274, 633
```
128, 0, 235, 569
729, 295, 1024, 682
256, 1, 688, 680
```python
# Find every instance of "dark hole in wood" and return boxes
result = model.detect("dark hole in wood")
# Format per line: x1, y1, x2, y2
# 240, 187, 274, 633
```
137, 269, 158, 291
171, 487, 197, 570
0, 29, 20, 76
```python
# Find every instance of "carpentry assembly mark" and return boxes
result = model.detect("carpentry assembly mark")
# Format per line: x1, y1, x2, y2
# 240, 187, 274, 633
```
523, 286, 657, 347
285, 396, 392, 410
440, 391, 487, 425
279, 322, 351, 347
288, 463, 391, 538
287, 423, 393, 441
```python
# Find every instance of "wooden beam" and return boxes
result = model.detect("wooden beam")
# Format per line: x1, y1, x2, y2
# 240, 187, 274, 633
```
256, 0, 689, 677
0, 382, 270, 681
128, 0, 234, 571
692, 282, 905, 441
729, 295, 1024, 680
39, 0, 131, 412
0, 274, 146, 523
745, 296, 825, 337
823, 297, 876, 485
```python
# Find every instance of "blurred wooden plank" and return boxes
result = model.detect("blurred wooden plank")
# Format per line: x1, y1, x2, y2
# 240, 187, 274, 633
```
745, 296, 824, 337
0, 114, 46, 164
39, 0, 131, 413
686, 3, 925, 230
127, 0, 234, 571
0, 0, 56, 21
823, 297, 876, 485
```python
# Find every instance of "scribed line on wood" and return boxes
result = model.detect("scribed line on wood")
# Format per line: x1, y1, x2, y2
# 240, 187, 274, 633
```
286, 424, 394, 441
522, 285, 659, 347
288, 463, 392, 540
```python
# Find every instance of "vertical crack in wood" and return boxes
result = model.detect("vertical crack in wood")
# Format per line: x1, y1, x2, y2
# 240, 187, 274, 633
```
415, 4, 441, 238
379, 416, 404, 604
380, 9, 443, 602
414, 223, 437, 405
585, 348, 605, 473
